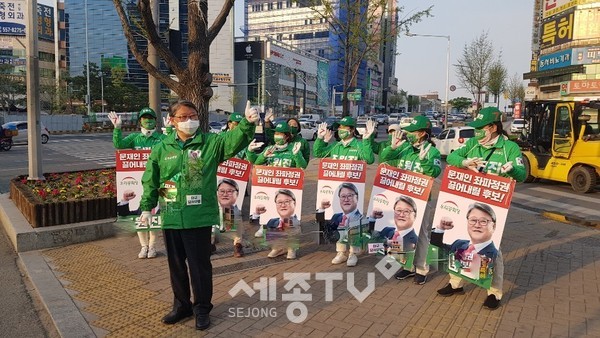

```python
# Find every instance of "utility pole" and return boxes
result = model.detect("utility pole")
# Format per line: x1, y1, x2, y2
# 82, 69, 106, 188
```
26, 0, 43, 180
84, 0, 91, 115
148, 0, 161, 118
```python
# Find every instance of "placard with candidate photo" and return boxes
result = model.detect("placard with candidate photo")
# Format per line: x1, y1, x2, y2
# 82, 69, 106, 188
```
250, 165, 304, 227
315, 159, 367, 221
115, 149, 160, 230
216, 158, 252, 231
365, 164, 434, 259
431, 166, 515, 288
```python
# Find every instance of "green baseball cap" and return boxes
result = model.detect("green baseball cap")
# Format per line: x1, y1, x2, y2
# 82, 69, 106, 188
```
338, 116, 356, 127
228, 112, 243, 122
274, 122, 290, 133
403, 116, 432, 132
138, 107, 156, 119
469, 107, 502, 129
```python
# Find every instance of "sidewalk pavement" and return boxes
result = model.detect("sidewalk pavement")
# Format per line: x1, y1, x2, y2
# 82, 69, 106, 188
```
12, 160, 600, 337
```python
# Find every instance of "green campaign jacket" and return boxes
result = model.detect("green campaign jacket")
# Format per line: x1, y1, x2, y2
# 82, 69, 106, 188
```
371, 134, 391, 154
140, 119, 255, 229
247, 143, 308, 169
112, 128, 166, 150
447, 136, 526, 182
312, 137, 375, 164
379, 140, 442, 178
291, 134, 311, 163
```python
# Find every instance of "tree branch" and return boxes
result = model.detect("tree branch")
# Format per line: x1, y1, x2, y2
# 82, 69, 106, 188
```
208, 0, 235, 43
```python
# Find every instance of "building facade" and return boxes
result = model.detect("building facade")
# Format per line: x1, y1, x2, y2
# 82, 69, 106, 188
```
525, 0, 600, 101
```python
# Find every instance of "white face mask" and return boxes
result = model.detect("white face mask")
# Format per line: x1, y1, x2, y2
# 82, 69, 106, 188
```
177, 119, 199, 136
140, 127, 154, 137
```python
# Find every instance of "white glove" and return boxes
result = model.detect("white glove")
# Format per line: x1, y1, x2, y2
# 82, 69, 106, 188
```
264, 146, 275, 158
265, 108, 274, 123
244, 100, 260, 124
500, 161, 513, 174
362, 120, 376, 139
462, 157, 483, 172
140, 211, 152, 226
418, 143, 432, 161
108, 111, 122, 129
163, 116, 172, 128
317, 122, 328, 139
248, 139, 264, 152
390, 131, 406, 150
324, 130, 333, 143
292, 142, 302, 155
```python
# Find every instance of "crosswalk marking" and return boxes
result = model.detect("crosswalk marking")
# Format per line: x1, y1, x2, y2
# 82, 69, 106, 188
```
46, 139, 116, 167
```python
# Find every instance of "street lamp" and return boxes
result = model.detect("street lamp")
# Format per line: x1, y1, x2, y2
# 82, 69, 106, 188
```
406, 33, 450, 128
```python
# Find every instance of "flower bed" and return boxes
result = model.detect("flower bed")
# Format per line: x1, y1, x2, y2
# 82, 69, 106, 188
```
9, 169, 117, 228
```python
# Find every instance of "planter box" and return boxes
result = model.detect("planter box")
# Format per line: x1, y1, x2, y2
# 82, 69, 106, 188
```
9, 177, 117, 228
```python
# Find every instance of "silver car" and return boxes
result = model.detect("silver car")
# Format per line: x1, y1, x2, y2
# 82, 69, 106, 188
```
2, 121, 50, 144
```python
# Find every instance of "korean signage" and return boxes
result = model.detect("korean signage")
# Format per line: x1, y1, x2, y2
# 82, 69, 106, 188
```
542, 0, 596, 19
0, 1, 54, 39
212, 72, 232, 83
250, 166, 304, 226
572, 47, 600, 65
267, 42, 317, 74
538, 49, 572, 71
0, 55, 24, 66
560, 80, 600, 95
540, 9, 574, 50
316, 159, 367, 221
573, 7, 600, 40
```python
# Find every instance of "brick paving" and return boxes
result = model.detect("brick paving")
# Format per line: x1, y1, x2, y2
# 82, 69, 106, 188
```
40, 208, 600, 337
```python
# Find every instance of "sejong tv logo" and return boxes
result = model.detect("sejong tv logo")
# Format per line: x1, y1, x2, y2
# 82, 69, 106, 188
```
227, 256, 404, 323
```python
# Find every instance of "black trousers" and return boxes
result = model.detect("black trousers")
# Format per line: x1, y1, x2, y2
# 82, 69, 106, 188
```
163, 226, 213, 315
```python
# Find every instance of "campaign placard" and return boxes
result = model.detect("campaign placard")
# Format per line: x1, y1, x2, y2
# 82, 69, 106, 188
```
216, 158, 252, 231
365, 164, 434, 266
115, 149, 160, 230
315, 159, 367, 220
250, 165, 304, 225
432, 166, 515, 288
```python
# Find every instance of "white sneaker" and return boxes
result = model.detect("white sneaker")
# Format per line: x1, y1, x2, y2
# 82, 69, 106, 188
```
287, 248, 296, 260
346, 253, 358, 267
147, 247, 157, 258
254, 227, 264, 238
331, 252, 347, 264
138, 246, 148, 259
268, 248, 286, 258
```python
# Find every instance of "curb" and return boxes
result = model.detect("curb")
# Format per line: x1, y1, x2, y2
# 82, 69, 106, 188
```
0, 194, 116, 252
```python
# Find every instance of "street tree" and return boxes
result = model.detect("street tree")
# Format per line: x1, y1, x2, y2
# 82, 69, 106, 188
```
0, 65, 26, 113
307, 0, 431, 116
407, 95, 420, 113
487, 59, 507, 108
112, 0, 232, 131
455, 31, 497, 113
388, 90, 406, 112
506, 72, 526, 113
448, 97, 473, 112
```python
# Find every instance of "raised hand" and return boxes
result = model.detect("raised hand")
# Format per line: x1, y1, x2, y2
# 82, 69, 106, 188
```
418, 143, 432, 160
247, 139, 264, 152
244, 100, 260, 124
163, 116, 172, 128
391, 130, 406, 149
317, 122, 328, 139
265, 108, 274, 123
292, 142, 302, 155
363, 119, 376, 139
323, 129, 333, 143
108, 111, 122, 129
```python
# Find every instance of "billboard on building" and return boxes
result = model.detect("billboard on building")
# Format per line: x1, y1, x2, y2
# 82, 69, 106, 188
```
266, 42, 317, 74
37, 3, 54, 41
0, 0, 25, 35
542, 0, 596, 19
572, 46, 600, 65
573, 7, 600, 40
234, 41, 265, 60
538, 49, 572, 71
540, 9, 574, 50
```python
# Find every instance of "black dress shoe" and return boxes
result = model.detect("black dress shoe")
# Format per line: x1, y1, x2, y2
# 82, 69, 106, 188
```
483, 294, 501, 310
161, 309, 193, 324
195, 313, 211, 330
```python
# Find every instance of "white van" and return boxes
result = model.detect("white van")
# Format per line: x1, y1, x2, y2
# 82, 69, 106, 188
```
388, 113, 401, 124
298, 114, 321, 123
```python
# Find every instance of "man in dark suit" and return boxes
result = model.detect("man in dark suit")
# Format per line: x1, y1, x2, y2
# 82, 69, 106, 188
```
216, 178, 243, 257
264, 189, 300, 259
320, 182, 363, 267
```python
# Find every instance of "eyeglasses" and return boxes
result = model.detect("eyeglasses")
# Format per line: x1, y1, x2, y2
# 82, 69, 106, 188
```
394, 209, 414, 216
339, 194, 356, 200
467, 218, 493, 226
217, 189, 237, 195
173, 114, 199, 121
275, 199, 294, 206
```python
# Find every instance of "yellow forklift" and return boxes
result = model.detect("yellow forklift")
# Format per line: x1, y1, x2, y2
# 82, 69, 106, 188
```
518, 100, 600, 193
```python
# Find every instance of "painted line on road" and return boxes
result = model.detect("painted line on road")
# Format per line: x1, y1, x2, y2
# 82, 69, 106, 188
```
525, 186, 600, 203
513, 191, 595, 217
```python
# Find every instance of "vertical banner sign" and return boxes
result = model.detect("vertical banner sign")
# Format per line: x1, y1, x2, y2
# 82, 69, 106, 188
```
316, 159, 367, 220
216, 158, 252, 231
365, 164, 434, 263
250, 165, 304, 225
432, 166, 515, 289
115, 150, 160, 230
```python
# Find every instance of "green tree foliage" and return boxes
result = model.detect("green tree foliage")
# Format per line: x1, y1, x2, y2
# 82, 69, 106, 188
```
506, 72, 525, 113
448, 97, 473, 111
0, 65, 26, 112
388, 90, 406, 111
487, 59, 507, 108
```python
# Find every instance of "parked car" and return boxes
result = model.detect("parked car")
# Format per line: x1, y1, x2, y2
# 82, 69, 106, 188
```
388, 113, 401, 124
435, 126, 475, 156
374, 114, 389, 125
510, 118, 526, 133
209, 121, 225, 133
431, 126, 443, 138
2, 121, 50, 144
299, 122, 318, 141
298, 114, 321, 124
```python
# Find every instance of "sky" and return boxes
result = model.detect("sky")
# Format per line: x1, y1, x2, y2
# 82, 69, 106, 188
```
234, 0, 535, 109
